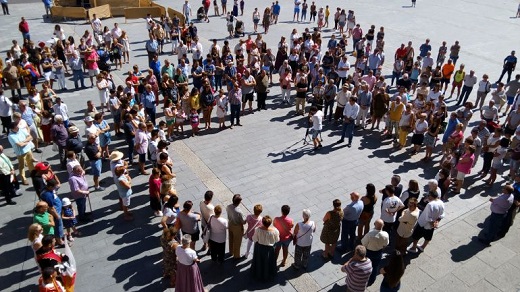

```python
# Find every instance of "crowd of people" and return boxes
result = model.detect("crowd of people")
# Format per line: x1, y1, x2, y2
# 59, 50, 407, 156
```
0, 0, 518, 291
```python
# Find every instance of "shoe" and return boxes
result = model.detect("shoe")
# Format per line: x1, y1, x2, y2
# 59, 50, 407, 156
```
318, 144, 323, 148
6, 201, 16, 205
337, 138, 345, 144
95, 186, 105, 191
55, 243, 66, 249
22, 180, 29, 185
347, 143, 352, 148
291, 263, 300, 270
236, 123, 243, 126
417, 246, 424, 252
33, 148, 42, 153
407, 247, 418, 253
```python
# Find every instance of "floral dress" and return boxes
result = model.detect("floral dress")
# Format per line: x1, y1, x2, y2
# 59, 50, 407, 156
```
160, 236, 177, 283
320, 209, 343, 244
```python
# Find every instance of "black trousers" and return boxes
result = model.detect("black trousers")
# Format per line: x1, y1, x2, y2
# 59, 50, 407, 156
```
1, 116, 11, 134
209, 239, 225, 262
257, 92, 267, 110
0, 173, 18, 203
1, 3, 8, 14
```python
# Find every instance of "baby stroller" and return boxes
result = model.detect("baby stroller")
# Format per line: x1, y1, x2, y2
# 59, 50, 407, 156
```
234, 19, 245, 37
97, 47, 111, 72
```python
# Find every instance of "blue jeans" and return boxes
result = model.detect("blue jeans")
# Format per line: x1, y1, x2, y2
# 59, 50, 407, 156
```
55, 214, 64, 239
75, 197, 87, 219
145, 107, 156, 125
73, 69, 85, 88
340, 219, 358, 251
341, 121, 355, 144
391, 71, 401, 86
230, 104, 241, 125
126, 138, 135, 163
484, 212, 506, 243
324, 100, 334, 121
366, 249, 383, 286
215, 75, 223, 90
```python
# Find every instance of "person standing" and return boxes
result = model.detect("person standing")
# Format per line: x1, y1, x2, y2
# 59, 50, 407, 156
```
394, 198, 419, 254
255, 69, 269, 111
497, 51, 517, 84
0, 89, 13, 135
478, 186, 514, 246
379, 251, 406, 291
175, 235, 205, 292
228, 81, 242, 128
18, 17, 30, 40
449, 41, 461, 65
68, 165, 91, 222
504, 74, 520, 115
199, 190, 215, 252
1, 0, 9, 15
338, 96, 360, 147
8, 121, 34, 185
226, 194, 245, 259
408, 190, 445, 253
39, 180, 65, 247
84, 133, 104, 191
361, 219, 389, 287
273, 205, 294, 267
339, 192, 363, 253
0, 145, 18, 205
251, 215, 280, 280
208, 205, 228, 263
122, 113, 137, 165
355, 84, 372, 128
340, 245, 373, 292
292, 209, 315, 270
309, 106, 323, 150
380, 185, 404, 236
456, 70, 478, 106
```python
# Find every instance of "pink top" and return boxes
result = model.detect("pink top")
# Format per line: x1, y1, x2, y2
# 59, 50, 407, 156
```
135, 130, 149, 154
86, 51, 99, 70
456, 153, 475, 174
273, 215, 294, 241
245, 214, 262, 240
450, 130, 464, 147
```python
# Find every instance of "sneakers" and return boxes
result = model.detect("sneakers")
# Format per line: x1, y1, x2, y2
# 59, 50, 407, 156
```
95, 186, 105, 191
154, 211, 163, 216
407, 247, 418, 253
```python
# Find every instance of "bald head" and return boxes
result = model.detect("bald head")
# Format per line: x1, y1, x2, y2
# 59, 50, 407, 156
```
374, 219, 384, 230
350, 192, 361, 201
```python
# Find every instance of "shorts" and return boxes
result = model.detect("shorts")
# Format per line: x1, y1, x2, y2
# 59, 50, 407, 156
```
184, 229, 200, 241
242, 92, 254, 103
411, 224, 434, 241
311, 129, 321, 139
294, 7, 300, 13
440, 78, 450, 85
166, 119, 175, 126
121, 195, 131, 207
411, 133, 424, 145
507, 95, 515, 105
275, 238, 292, 247
338, 21, 346, 28
43, 71, 53, 81
456, 170, 466, 180
253, 19, 259, 24
90, 159, 102, 176
138, 153, 146, 163
89, 68, 100, 77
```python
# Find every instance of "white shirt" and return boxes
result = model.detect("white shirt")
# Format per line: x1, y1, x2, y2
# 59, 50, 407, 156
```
361, 229, 389, 251
417, 199, 445, 230
463, 74, 478, 87
343, 102, 360, 120
85, 124, 100, 145
380, 196, 404, 223
422, 56, 434, 70
52, 103, 69, 121
337, 60, 350, 78
295, 221, 315, 247
426, 90, 441, 102
199, 201, 215, 228
176, 246, 198, 265
477, 80, 491, 93
0, 95, 13, 117
209, 216, 228, 243
312, 110, 324, 131
336, 90, 351, 107
414, 120, 428, 133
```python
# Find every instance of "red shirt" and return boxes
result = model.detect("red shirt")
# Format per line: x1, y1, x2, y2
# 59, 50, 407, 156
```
395, 47, 407, 59
149, 177, 161, 198
125, 75, 139, 91
273, 215, 294, 241
19, 21, 29, 33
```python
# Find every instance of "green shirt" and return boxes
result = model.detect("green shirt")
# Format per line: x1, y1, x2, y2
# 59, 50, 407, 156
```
34, 212, 54, 235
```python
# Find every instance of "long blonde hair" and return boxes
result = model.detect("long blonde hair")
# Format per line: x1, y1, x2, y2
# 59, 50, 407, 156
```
27, 223, 42, 242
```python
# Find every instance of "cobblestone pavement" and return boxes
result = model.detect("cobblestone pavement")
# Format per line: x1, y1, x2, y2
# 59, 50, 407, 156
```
1, 0, 520, 291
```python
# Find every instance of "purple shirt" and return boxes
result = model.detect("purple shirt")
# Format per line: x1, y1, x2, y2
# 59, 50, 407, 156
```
490, 193, 514, 215
69, 174, 89, 200
51, 123, 68, 147
135, 130, 149, 154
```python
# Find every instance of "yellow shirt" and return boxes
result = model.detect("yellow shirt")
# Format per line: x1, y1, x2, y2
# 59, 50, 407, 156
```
389, 101, 405, 122
190, 94, 200, 110
325, 8, 330, 17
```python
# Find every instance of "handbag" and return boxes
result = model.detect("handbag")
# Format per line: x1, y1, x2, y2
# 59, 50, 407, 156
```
202, 215, 213, 244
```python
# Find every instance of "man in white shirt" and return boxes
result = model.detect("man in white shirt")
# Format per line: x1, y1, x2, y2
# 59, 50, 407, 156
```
421, 51, 434, 70
91, 14, 102, 44
456, 69, 478, 106
380, 184, 405, 235
309, 106, 323, 150
200, 190, 215, 251
338, 96, 359, 147
334, 84, 351, 122
361, 219, 389, 286
337, 55, 350, 86
408, 190, 445, 253
51, 97, 69, 128
480, 100, 499, 122
182, 0, 192, 22
111, 23, 122, 41
0, 89, 13, 134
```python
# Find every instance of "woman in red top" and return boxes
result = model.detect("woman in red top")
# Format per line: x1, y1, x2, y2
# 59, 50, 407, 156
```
443, 123, 464, 157
273, 205, 294, 267
149, 168, 162, 216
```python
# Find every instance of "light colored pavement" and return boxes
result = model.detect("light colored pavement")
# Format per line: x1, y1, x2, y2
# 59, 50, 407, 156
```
0, 0, 519, 291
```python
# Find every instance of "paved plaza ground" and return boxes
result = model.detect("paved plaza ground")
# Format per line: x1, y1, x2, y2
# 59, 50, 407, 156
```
1, 0, 520, 291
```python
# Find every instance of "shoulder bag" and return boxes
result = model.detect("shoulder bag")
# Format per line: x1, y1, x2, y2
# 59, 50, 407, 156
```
293, 222, 314, 246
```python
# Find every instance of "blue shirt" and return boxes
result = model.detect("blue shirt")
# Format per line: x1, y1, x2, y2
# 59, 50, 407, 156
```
150, 60, 161, 76
419, 44, 431, 57
8, 129, 33, 156
273, 4, 281, 15
343, 200, 364, 221
41, 189, 63, 215
141, 91, 156, 109
442, 117, 460, 143
21, 108, 35, 126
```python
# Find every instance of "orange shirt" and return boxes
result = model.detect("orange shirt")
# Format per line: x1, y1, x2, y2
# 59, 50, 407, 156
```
441, 63, 455, 79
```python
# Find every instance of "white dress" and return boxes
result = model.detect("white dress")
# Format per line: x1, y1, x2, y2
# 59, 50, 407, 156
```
120, 37, 130, 53
216, 97, 228, 118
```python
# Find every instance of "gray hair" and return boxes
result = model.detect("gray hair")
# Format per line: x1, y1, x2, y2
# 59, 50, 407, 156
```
54, 115, 63, 122
428, 179, 438, 187
181, 234, 192, 246
302, 209, 311, 219
354, 245, 367, 258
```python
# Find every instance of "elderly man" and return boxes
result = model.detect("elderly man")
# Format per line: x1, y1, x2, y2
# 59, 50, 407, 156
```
8, 121, 34, 185
340, 245, 372, 292
0, 89, 13, 135
0, 145, 18, 204
51, 115, 68, 168
69, 165, 91, 222
228, 81, 242, 128
355, 84, 372, 128
241, 69, 256, 113
338, 96, 360, 147
18, 101, 41, 153
84, 133, 104, 191
69, 51, 85, 89
339, 192, 364, 253
409, 189, 445, 253
395, 198, 419, 254
2, 60, 22, 98
361, 219, 389, 286
456, 69, 478, 106
226, 194, 246, 259
478, 185, 514, 247
141, 84, 157, 125
52, 97, 69, 128
334, 83, 352, 122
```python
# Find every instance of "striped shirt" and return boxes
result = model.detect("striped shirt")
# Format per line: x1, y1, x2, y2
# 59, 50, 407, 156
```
341, 258, 373, 292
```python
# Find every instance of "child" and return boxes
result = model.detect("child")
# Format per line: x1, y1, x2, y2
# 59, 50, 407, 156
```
485, 138, 509, 186
149, 129, 159, 168
174, 107, 186, 136
149, 168, 163, 216
158, 120, 168, 141
189, 108, 199, 136
61, 198, 78, 242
